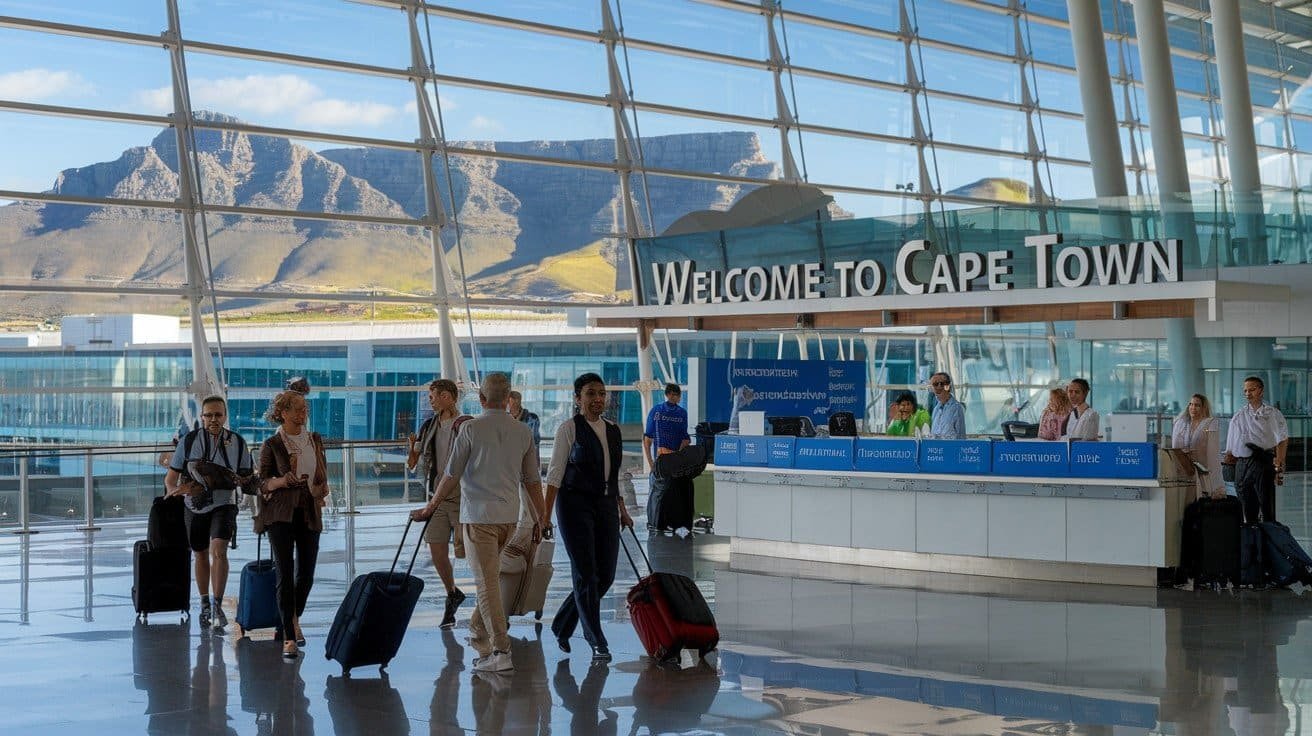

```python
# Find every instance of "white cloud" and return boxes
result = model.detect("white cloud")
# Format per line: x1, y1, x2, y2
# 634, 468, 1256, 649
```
0, 68, 91, 101
296, 99, 396, 127
468, 114, 504, 133
129, 73, 402, 128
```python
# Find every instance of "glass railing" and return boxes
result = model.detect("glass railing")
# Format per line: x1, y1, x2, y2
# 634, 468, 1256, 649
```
0, 439, 654, 533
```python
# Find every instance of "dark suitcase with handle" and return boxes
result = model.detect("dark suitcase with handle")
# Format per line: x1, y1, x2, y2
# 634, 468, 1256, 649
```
146, 494, 187, 551
324, 518, 428, 675
1180, 496, 1241, 587
647, 475, 694, 533
1259, 520, 1312, 587
622, 527, 718, 662
133, 539, 191, 622
236, 533, 281, 636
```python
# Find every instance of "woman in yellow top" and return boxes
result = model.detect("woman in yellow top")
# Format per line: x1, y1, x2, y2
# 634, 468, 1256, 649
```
886, 392, 931, 436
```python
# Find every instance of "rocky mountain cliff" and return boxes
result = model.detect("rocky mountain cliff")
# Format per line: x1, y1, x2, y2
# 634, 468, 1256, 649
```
0, 113, 780, 315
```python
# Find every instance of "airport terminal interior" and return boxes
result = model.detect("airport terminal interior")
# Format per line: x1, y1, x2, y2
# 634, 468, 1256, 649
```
5, 0, 1312, 734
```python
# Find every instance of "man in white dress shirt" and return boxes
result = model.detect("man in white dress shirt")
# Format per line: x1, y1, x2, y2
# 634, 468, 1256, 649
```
1223, 376, 1289, 523
1061, 378, 1101, 441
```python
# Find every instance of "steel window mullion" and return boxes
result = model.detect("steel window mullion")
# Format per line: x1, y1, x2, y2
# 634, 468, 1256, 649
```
181, 39, 415, 82
0, 100, 171, 127
0, 15, 165, 47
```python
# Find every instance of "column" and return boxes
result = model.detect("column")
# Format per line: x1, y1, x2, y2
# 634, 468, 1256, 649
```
1211, 0, 1268, 265
1132, 0, 1205, 408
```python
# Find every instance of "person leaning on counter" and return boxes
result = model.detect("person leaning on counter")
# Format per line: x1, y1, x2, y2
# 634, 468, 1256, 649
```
1172, 393, 1225, 501
1060, 378, 1100, 440
927, 372, 965, 439
1223, 375, 1289, 523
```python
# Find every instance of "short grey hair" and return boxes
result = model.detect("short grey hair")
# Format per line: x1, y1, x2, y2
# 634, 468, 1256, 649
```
481, 372, 511, 404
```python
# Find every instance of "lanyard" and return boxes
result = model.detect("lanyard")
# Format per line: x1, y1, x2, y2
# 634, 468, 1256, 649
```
202, 430, 232, 467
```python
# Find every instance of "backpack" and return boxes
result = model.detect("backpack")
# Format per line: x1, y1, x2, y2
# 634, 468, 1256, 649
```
425, 414, 474, 489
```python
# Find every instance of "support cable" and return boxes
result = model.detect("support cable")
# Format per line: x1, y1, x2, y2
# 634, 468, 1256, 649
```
775, 2, 810, 181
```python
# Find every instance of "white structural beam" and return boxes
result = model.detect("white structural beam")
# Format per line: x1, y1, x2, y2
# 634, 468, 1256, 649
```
1211, 0, 1268, 266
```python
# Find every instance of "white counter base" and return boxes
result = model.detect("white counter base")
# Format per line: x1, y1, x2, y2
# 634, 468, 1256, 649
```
715, 466, 1191, 587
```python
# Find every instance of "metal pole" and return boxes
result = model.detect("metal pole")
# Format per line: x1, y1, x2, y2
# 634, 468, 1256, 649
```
342, 445, 359, 515
14, 455, 35, 535
83, 541, 94, 622
19, 536, 30, 624
78, 449, 100, 532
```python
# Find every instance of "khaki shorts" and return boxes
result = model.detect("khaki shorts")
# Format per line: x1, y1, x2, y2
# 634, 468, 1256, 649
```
422, 497, 464, 558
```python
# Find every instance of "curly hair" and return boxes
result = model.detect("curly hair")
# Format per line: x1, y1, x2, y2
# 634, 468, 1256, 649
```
265, 390, 305, 426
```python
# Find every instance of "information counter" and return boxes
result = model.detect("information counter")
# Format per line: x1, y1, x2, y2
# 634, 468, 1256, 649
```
713, 436, 1192, 586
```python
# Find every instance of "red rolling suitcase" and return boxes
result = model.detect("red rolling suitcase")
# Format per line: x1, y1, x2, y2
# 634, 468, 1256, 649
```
621, 527, 718, 662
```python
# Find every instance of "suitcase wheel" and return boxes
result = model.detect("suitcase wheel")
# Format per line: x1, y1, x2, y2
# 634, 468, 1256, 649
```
341, 667, 351, 677
138, 613, 147, 623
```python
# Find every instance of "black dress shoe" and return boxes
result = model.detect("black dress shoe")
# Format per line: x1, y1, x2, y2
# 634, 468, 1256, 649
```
591, 646, 611, 662
556, 635, 571, 654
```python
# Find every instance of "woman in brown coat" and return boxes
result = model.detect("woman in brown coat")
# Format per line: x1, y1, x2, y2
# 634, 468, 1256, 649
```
258, 390, 330, 660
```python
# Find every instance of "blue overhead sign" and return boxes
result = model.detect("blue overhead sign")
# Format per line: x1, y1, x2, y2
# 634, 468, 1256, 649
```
704, 358, 866, 425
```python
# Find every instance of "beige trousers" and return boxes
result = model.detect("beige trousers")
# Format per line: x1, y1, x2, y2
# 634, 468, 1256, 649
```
464, 522, 517, 656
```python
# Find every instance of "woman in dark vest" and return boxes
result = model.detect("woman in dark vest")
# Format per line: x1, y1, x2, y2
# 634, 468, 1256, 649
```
543, 372, 633, 662
257, 390, 330, 660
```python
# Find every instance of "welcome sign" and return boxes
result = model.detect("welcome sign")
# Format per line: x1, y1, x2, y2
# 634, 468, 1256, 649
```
649, 234, 1182, 306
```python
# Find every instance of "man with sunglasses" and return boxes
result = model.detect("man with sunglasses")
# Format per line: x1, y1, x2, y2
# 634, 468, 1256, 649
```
928, 372, 966, 439
165, 395, 253, 632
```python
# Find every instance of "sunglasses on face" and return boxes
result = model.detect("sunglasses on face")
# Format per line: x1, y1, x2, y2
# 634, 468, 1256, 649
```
930, 381, 949, 388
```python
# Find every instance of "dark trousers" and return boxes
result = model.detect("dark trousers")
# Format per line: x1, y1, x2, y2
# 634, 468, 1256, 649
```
1236, 455, 1277, 523
551, 491, 619, 649
266, 508, 321, 636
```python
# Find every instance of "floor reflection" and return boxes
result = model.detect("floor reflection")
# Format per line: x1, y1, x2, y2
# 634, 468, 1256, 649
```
3, 483, 1312, 735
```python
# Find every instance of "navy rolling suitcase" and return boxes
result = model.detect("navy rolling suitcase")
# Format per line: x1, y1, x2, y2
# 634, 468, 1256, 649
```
236, 533, 281, 636
1259, 521, 1312, 587
133, 539, 191, 622
325, 518, 428, 675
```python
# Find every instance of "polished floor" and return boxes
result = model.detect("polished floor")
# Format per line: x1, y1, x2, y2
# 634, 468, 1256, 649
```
1, 479, 1311, 735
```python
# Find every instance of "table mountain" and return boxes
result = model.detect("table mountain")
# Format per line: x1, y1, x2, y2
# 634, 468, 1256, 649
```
0, 112, 778, 316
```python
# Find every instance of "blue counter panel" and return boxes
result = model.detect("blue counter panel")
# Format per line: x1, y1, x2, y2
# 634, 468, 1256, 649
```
793, 437, 855, 470
991, 442, 1069, 477
854, 438, 919, 472
767, 437, 796, 468
1069, 442, 1157, 479
738, 436, 770, 466
918, 439, 992, 474
715, 435, 741, 466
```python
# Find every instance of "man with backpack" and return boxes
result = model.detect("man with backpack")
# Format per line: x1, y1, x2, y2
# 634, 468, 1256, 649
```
164, 395, 253, 632
408, 378, 474, 630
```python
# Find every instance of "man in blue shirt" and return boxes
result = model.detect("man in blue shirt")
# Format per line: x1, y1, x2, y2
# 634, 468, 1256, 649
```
928, 371, 966, 439
643, 383, 690, 467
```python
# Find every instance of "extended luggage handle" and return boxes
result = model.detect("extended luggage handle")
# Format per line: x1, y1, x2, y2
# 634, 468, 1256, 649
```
388, 516, 433, 586
619, 526, 653, 579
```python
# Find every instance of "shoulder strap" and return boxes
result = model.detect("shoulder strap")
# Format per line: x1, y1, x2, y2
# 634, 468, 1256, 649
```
183, 428, 200, 458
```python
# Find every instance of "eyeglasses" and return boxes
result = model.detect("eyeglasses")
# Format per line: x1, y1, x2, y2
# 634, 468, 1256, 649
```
201, 412, 225, 419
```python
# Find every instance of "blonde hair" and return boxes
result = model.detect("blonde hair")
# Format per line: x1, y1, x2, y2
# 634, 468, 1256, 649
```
265, 390, 306, 426
1047, 387, 1072, 414
1185, 393, 1213, 419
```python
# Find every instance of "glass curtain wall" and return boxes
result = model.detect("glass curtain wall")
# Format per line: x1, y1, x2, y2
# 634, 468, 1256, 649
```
1, 0, 1312, 448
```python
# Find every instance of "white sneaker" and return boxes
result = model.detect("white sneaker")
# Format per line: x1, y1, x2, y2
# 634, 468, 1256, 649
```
472, 649, 513, 672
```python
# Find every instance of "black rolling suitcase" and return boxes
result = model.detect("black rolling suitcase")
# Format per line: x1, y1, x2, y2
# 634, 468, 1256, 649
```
652, 445, 707, 481
146, 494, 187, 551
1180, 496, 1241, 587
133, 539, 191, 622
325, 517, 428, 676
647, 475, 694, 533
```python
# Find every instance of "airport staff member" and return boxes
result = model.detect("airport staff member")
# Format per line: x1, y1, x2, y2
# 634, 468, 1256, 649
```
643, 383, 690, 467
1224, 376, 1289, 523
928, 372, 965, 439
1061, 378, 1101, 441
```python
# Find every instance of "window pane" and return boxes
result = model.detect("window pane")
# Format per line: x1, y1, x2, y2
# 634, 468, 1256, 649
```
0, 112, 177, 198
429, 17, 605, 96
788, 1, 898, 32
0, 0, 165, 34
432, 0, 600, 32
179, 52, 417, 141
179, 0, 411, 69
622, 0, 764, 59
919, 47, 1020, 103
1252, 108, 1289, 148
442, 90, 615, 163
915, 0, 1013, 56
1038, 114, 1091, 161
1033, 66, 1083, 113
791, 76, 912, 136
932, 149, 1032, 199
925, 94, 1027, 153
1025, 23, 1075, 67
631, 173, 762, 236
627, 48, 773, 119
633, 112, 783, 180
803, 132, 918, 191
1045, 161, 1095, 201
782, 20, 903, 83
0, 28, 171, 115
